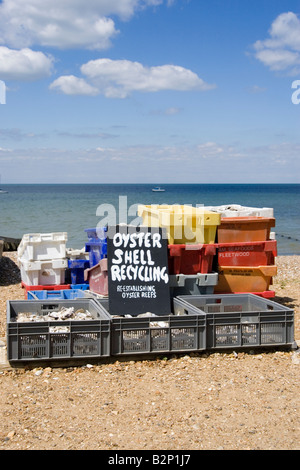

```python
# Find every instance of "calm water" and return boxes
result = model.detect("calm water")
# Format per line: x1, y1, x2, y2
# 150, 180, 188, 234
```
0, 184, 299, 255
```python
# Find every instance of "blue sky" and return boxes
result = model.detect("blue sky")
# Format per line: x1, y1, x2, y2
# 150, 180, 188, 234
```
0, 0, 299, 184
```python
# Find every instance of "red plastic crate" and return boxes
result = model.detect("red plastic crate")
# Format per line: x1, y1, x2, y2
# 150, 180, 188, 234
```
217, 240, 277, 267
84, 258, 108, 296
168, 243, 216, 275
217, 290, 275, 298
21, 282, 71, 299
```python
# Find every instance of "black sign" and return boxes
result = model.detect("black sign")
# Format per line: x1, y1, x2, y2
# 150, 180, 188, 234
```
107, 225, 171, 316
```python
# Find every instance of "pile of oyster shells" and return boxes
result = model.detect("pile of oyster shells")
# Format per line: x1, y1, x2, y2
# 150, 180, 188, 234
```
16, 307, 94, 322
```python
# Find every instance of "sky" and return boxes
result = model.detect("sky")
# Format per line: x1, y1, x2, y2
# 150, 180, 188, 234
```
0, 0, 299, 184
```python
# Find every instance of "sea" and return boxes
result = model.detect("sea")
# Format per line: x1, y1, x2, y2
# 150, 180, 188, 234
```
0, 183, 299, 255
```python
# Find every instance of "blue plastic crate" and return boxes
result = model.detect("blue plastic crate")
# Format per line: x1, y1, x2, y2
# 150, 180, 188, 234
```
85, 226, 107, 241
27, 289, 86, 300
68, 259, 90, 284
62, 289, 86, 299
27, 290, 65, 300
85, 240, 107, 267
71, 283, 90, 290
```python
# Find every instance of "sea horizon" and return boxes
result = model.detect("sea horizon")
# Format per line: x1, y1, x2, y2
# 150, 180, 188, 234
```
0, 183, 299, 255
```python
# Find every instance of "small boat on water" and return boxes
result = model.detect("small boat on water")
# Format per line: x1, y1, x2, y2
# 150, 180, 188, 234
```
152, 187, 165, 192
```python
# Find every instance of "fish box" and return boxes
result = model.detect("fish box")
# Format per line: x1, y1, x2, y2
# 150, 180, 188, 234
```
27, 289, 87, 300
217, 240, 277, 267
137, 204, 221, 244
85, 227, 107, 241
85, 240, 107, 267
221, 290, 276, 299
215, 265, 277, 293
168, 243, 216, 274
17, 232, 67, 261
84, 258, 108, 296
68, 259, 90, 285
19, 258, 68, 286
21, 282, 71, 298
70, 283, 90, 290
169, 272, 218, 298
204, 204, 274, 218
217, 217, 275, 243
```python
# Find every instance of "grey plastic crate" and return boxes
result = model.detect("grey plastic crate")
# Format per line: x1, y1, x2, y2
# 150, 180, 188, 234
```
7, 299, 111, 363
169, 272, 218, 298
96, 298, 206, 356
173, 294, 295, 350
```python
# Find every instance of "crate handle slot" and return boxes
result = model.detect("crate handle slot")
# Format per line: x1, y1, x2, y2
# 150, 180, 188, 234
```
47, 291, 62, 298
205, 298, 221, 304
41, 304, 59, 311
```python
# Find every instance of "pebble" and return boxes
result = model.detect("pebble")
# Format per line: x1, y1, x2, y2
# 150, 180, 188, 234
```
291, 352, 300, 364
0, 251, 299, 451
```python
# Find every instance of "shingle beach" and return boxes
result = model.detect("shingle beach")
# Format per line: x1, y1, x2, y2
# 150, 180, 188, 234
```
0, 251, 299, 450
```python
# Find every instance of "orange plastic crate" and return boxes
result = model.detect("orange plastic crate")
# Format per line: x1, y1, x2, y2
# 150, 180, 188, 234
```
215, 265, 277, 293
217, 217, 275, 243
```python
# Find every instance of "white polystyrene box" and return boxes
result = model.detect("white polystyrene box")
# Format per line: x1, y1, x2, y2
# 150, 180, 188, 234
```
203, 204, 274, 218
17, 232, 68, 261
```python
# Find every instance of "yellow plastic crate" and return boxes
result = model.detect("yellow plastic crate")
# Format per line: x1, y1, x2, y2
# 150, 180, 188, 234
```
137, 204, 221, 244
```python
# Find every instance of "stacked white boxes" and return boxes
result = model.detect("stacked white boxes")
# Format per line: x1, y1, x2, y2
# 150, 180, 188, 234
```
203, 204, 274, 218
204, 204, 276, 239
17, 232, 68, 286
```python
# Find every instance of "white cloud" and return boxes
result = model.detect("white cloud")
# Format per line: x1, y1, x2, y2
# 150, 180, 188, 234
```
50, 58, 216, 98
196, 141, 245, 160
49, 75, 99, 96
0, 47, 53, 81
1, 141, 299, 183
0, 0, 167, 50
246, 85, 266, 94
165, 107, 181, 115
253, 12, 300, 73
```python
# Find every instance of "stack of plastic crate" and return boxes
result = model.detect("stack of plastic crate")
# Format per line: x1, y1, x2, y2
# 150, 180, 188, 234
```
83, 227, 108, 296
137, 204, 221, 297
66, 247, 90, 289
17, 232, 70, 298
84, 227, 107, 267
205, 206, 277, 298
